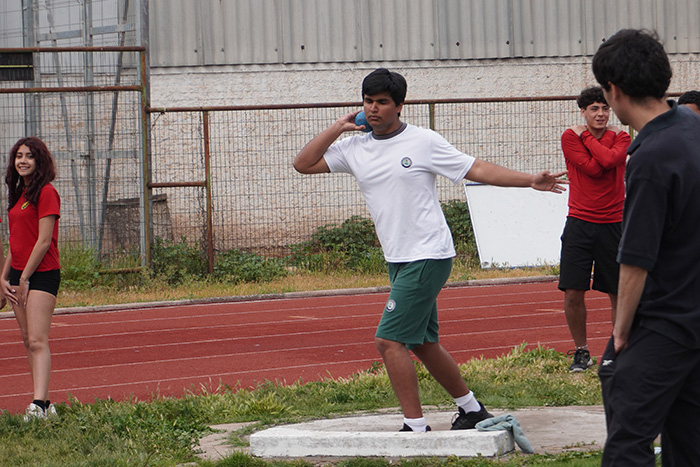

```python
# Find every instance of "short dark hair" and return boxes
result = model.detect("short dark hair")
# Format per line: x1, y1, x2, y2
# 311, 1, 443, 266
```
678, 90, 700, 106
362, 68, 407, 106
576, 86, 607, 109
592, 29, 672, 100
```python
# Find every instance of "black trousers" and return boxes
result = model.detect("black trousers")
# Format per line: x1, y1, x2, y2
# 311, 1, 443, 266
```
599, 326, 700, 466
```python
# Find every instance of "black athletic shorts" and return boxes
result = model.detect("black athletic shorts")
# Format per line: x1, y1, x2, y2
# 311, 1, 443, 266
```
9, 268, 61, 297
558, 217, 620, 294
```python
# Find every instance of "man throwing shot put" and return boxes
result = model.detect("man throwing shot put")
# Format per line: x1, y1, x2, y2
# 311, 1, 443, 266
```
593, 29, 700, 466
559, 86, 630, 372
293, 68, 567, 432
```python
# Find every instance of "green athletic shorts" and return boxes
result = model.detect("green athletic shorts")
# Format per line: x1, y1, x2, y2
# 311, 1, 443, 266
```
375, 258, 453, 350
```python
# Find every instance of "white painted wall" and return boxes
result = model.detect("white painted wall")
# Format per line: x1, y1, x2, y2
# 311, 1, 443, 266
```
150, 55, 700, 107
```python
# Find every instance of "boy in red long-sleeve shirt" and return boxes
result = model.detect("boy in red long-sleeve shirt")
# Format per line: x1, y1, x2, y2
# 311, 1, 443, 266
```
559, 86, 631, 372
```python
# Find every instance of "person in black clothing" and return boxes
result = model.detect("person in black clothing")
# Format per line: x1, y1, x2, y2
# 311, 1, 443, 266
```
592, 29, 700, 466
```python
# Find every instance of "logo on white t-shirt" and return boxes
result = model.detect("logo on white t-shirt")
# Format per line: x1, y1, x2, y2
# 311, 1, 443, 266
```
401, 157, 412, 168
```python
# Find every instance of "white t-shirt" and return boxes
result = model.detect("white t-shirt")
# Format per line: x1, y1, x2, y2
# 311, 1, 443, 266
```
324, 124, 475, 263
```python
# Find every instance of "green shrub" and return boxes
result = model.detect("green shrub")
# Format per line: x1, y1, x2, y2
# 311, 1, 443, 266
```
214, 249, 287, 284
59, 243, 102, 289
288, 216, 385, 273
310, 216, 379, 254
441, 199, 479, 261
151, 236, 207, 284
58, 244, 145, 290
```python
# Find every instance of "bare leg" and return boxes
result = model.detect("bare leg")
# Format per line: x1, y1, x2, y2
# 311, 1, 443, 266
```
375, 337, 423, 418
19, 290, 56, 401
412, 341, 469, 398
564, 289, 587, 347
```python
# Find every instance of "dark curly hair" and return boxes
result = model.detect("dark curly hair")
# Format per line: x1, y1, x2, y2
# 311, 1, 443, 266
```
6, 137, 57, 210
576, 86, 607, 110
678, 90, 700, 106
592, 29, 671, 101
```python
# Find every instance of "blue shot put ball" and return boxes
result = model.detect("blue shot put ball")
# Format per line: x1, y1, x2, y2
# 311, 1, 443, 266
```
355, 111, 373, 132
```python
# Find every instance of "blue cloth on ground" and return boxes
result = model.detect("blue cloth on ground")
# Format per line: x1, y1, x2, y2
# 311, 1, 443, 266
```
475, 414, 534, 454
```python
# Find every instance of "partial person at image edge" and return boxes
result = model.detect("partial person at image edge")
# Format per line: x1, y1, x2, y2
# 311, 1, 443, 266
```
592, 29, 700, 466
0, 137, 62, 422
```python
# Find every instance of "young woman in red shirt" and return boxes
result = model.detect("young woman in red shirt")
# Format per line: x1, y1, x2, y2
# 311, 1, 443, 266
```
1, 137, 61, 421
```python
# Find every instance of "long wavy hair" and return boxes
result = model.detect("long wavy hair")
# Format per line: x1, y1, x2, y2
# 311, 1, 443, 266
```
5, 137, 56, 210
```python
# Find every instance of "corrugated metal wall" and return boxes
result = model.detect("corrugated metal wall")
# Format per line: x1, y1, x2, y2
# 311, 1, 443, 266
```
149, 0, 700, 67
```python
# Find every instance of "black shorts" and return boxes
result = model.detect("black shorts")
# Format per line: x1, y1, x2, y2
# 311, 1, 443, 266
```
558, 217, 620, 294
9, 268, 61, 297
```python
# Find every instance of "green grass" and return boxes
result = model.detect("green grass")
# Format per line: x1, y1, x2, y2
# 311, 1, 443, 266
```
0, 345, 605, 466
7, 238, 586, 466
52, 263, 559, 309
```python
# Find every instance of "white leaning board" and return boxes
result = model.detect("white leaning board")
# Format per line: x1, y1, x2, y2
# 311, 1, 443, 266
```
463, 183, 569, 268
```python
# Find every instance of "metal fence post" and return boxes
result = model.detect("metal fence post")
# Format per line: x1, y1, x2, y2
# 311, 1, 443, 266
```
139, 48, 152, 269
203, 110, 214, 274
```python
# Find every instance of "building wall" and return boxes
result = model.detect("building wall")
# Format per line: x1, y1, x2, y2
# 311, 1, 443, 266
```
146, 0, 700, 106
150, 54, 700, 108
149, 0, 700, 66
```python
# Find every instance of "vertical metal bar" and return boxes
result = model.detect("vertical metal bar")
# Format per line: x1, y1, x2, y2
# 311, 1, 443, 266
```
202, 111, 214, 274
82, 0, 97, 249
139, 48, 152, 268
137, 0, 152, 268
97, 158, 112, 257
23, 0, 40, 136
100, 0, 130, 257
108, 0, 130, 151
46, 0, 87, 245
429, 102, 436, 130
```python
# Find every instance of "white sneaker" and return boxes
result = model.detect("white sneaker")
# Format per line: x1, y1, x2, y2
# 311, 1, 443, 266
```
46, 404, 58, 418
23, 403, 46, 422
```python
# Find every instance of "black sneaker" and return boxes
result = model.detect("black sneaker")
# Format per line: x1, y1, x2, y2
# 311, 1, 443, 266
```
399, 423, 431, 432
568, 348, 593, 372
450, 402, 494, 430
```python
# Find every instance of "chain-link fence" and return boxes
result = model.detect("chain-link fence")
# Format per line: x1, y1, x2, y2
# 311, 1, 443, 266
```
0, 46, 147, 265
2, 53, 627, 272
148, 97, 605, 265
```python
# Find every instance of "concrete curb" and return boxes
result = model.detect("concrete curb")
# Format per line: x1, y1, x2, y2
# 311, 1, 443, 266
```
0, 275, 557, 319
196, 405, 606, 461
249, 413, 514, 458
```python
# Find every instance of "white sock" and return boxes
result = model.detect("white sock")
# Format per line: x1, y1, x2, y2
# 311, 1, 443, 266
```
454, 391, 481, 413
403, 417, 428, 432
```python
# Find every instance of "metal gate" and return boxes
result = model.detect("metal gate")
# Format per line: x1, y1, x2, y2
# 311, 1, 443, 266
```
0, 0, 152, 268
0, 46, 149, 266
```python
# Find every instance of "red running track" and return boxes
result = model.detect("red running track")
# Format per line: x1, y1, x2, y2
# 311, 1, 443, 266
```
0, 279, 613, 414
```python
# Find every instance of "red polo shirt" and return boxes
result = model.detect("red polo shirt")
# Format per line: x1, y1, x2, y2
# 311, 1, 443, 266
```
9, 184, 61, 271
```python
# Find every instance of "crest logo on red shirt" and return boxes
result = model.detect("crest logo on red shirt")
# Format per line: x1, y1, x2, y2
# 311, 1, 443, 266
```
21, 201, 29, 210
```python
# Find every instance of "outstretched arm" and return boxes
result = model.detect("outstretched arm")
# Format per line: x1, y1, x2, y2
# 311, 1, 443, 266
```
293, 111, 364, 174
465, 159, 568, 193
